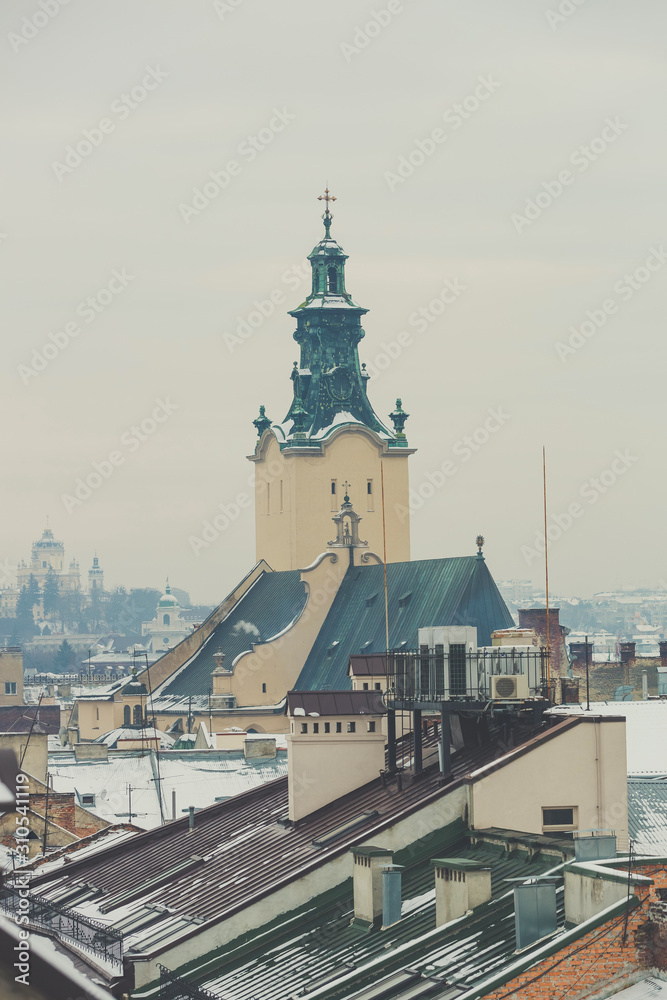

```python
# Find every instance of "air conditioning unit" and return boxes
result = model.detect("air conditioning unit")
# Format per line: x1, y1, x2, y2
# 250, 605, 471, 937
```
491, 674, 529, 700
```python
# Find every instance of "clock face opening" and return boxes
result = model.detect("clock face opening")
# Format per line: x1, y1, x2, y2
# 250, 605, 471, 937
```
330, 366, 354, 402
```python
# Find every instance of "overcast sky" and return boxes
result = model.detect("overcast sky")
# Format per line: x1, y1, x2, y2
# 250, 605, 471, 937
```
1, 0, 665, 604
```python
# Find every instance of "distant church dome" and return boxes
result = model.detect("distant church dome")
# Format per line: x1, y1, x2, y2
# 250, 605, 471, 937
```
158, 581, 179, 609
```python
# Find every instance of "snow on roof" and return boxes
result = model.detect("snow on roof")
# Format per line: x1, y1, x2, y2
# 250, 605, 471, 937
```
551, 702, 667, 775
48, 748, 288, 830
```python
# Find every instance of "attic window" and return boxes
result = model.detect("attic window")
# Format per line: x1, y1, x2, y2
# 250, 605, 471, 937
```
365, 594, 378, 608
326, 641, 340, 658
398, 592, 412, 608
81, 793, 95, 807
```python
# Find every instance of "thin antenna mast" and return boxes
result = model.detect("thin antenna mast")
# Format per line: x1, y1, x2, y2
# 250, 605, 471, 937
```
543, 447, 551, 695
380, 462, 389, 656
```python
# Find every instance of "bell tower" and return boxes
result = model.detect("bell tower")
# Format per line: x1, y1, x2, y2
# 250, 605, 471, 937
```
248, 191, 415, 571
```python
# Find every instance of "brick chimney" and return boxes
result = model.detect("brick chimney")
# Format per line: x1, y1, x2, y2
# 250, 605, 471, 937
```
431, 859, 492, 926
518, 608, 568, 678
620, 642, 636, 665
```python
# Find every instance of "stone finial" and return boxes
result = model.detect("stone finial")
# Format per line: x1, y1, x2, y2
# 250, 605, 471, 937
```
389, 399, 409, 440
253, 405, 272, 438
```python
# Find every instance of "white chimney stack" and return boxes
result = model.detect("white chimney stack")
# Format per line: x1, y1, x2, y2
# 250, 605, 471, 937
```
350, 847, 393, 926
431, 859, 492, 926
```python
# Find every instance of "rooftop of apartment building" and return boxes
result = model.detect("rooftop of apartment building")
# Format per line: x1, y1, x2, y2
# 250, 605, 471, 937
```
12, 716, 583, 979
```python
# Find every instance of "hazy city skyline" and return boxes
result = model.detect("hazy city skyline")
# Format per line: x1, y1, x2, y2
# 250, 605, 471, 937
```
2, 0, 664, 604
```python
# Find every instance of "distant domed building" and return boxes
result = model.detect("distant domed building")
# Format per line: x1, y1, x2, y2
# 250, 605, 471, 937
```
17, 522, 80, 593
141, 582, 193, 652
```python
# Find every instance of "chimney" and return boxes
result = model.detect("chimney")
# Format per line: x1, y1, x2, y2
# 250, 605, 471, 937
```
286, 692, 386, 822
620, 642, 636, 665
382, 865, 404, 928
517, 608, 567, 678
432, 859, 492, 927
350, 847, 393, 926
244, 737, 277, 760
514, 881, 558, 951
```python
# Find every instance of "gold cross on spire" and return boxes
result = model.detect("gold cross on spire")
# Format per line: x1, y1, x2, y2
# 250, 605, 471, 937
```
318, 186, 336, 237
318, 186, 336, 214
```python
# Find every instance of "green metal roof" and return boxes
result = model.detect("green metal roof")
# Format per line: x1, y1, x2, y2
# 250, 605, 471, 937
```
181, 834, 568, 1000
160, 570, 307, 697
296, 555, 514, 690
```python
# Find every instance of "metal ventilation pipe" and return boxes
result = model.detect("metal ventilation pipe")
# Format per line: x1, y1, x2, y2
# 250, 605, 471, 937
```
514, 880, 558, 950
188, 805, 195, 831
381, 865, 404, 928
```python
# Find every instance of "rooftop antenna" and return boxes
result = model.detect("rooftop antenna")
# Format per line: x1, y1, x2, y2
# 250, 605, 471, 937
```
543, 447, 551, 697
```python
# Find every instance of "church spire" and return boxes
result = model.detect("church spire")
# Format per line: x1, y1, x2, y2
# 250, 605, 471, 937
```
251, 192, 410, 450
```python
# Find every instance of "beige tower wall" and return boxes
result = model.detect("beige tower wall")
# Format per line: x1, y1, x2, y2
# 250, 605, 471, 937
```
251, 427, 411, 572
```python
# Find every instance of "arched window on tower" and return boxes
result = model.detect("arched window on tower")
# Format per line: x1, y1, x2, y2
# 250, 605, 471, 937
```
123, 704, 131, 726
327, 266, 339, 293
133, 704, 143, 726
163, 613, 170, 626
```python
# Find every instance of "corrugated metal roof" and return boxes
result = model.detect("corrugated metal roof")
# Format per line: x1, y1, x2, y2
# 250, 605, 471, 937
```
159, 570, 307, 696
194, 838, 567, 1000
297, 556, 514, 691
607, 978, 667, 997
287, 690, 387, 716
628, 778, 667, 856
28, 719, 571, 962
